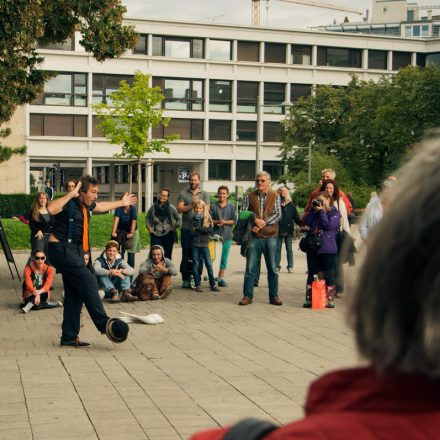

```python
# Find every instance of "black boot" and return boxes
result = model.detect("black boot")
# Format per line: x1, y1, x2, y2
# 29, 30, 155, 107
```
303, 284, 312, 308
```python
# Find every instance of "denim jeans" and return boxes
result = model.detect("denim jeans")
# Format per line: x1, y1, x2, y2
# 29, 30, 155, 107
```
98, 275, 131, 298
276, 235, 293, 269
243, 236, 278, 299
192, 246, 215, 288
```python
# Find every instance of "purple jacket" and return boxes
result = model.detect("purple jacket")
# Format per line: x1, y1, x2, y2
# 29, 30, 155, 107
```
304, 206, 341, 254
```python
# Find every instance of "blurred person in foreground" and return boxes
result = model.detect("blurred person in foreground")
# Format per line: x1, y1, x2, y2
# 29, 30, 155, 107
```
190, 137, 440, 438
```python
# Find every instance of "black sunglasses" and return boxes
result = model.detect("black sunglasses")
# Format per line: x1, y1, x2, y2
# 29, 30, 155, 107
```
34, 256, 46, 261
256, 179, 266, 183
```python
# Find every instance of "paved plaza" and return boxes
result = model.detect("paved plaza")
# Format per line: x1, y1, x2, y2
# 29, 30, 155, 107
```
0, 241, 359, 440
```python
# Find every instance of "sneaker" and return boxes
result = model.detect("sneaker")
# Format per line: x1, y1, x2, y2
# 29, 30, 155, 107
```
121, 289, 138, 302
98, 289, 105, 300
182, 280, 191, 289
195, 286, 203, 292
45, 300, 63, 307
152, 293, 160, 300
287, 268, 293, 273
327, 297, 335, 308
159, 286, 173, 300
110, 288, 120, 303
303, 300, 312, 308
210, 286, 221, 292
218, 279, 227, 287
21, 302, 33, 314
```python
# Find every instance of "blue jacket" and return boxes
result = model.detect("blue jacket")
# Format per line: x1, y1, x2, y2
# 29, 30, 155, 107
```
304, 207, 341, 254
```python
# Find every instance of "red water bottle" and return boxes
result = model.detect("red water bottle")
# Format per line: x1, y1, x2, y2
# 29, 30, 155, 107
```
312, 275, 327, 309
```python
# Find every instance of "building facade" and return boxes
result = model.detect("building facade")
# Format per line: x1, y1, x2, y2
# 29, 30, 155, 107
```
4, 17, 440, 207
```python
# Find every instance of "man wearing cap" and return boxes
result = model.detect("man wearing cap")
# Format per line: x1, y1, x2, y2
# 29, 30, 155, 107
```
48, 175, 136, 347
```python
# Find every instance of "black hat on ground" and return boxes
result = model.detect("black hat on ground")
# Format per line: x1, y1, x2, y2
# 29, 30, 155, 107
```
105, 318, 129, 343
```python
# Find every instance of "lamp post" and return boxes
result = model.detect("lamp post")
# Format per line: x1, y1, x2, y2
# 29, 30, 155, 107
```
256, 99, 292, 176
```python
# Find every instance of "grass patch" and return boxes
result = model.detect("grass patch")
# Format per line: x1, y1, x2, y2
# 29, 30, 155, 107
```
2, 213, 152, 250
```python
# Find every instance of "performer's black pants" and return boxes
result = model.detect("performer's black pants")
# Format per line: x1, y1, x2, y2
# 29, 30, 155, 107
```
49, 242, 109, 342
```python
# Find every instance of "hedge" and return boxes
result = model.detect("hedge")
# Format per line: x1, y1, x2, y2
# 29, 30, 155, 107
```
0, 194, 35, 218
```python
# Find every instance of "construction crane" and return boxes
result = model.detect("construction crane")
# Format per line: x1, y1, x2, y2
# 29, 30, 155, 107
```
252, 0, 363, 26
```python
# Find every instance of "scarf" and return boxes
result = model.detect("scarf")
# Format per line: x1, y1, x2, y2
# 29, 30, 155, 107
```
154, 200, 170, 221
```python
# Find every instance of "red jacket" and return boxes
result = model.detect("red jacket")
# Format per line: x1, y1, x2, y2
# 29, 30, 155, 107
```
191, 366, 440, 440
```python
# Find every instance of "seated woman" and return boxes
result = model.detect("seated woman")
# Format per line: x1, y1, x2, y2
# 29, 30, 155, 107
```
189, 138, 440, 438
133, 245, 177, 300
21, 250, 61, 314
93, 240, 137, 303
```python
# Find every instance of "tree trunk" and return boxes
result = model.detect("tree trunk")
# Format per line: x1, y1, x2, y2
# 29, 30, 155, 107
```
137, 159, 142, 213
128, 161, 133, 195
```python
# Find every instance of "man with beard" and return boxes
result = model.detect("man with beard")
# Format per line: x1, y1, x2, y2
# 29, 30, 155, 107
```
146, 188, 181, 259
176, 172, 210, 289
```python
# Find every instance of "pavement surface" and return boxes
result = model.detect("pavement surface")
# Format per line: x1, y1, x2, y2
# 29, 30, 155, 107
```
0, 240, 359, 440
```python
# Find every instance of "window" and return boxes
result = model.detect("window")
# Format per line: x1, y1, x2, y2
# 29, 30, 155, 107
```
209, 80, 232, 112
236, 160, 255, 181
265, 43, 286, 63
209, 160, 231, 180
291, 45, 312, 65
92, 74, 133, 105
263, 161, 283, 180
209, 40, 231, 61
209, 120, 231, 141
38, 37, 75, 51
152, 36, 204, 59
405, 25, 412, 37
153, 119, 204, 140
422, 25, 430, 37
153, 77, 204, 111
392, 51, 412, 70
416, 53, 426, 68
133, 34, 147, 54
237, 41, 260, 62
92, 115, 103, 137
426, 52, 440, 67
263, 122, 281, 142
237, 81, 259, 113
407, 10, 415, 21
291, 83, 312, 102
115, 165, 129, 184
33, 72, 87, 106
368, 50, 387, 69
30, 114, 87, 137
264, 83, 285, 114
413, 25, 421, 37
317, 47, 362, 68
236, 121, 257, 141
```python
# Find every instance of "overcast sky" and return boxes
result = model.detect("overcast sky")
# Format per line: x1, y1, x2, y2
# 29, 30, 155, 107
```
122, 0, 440, 29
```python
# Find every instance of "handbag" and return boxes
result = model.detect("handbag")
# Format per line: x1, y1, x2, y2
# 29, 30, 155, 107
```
299, 231, 322, 253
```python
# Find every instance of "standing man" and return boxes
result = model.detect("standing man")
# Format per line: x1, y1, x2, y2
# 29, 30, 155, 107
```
47, 175, 135, 347
239, 171, 282, 306
176, 172, 210, 288
45, 180, 54, 201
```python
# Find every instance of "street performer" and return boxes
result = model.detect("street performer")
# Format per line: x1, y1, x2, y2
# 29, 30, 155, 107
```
48, 176, 135, 347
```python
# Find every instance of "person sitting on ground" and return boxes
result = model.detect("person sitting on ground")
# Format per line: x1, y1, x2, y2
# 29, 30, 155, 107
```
190, 136, 440, 440
93, 240, 137, 303
21, 250, 61, 314
133, 244, 177, 300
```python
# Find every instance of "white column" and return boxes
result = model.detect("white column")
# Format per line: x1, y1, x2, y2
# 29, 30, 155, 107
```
145, 159, 153, 209
86, 157, 93, 176
362, 49, 368, 69
411, 52, 417, 66
25, 157, 30, 194
259, 41, 264, 63
232, 40, 237, 62
387, 51, 393, 70
312, 45, 318, 66
286, 43, 291, 64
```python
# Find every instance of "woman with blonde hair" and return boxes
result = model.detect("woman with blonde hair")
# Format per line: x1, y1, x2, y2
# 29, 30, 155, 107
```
190, 200, 220, 293
28, 191, 54, 261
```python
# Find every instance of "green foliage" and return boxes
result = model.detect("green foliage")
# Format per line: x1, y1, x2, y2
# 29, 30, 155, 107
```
93, 72, 178, 160
280, 66, 440, 188
0, 194, 34, 218
290, 182, 316, 208
2, 213, 152, 250
0, 128, 26, 163
0, 0, 137, 125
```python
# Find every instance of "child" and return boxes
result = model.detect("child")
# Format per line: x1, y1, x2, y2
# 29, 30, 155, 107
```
190, 201, 220, 293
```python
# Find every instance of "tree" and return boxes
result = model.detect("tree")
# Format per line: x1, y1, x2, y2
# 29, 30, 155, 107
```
280, 66, 440, 188
0, 128, 26, 162
0, 0, 137, 126
93, 71, 178, 212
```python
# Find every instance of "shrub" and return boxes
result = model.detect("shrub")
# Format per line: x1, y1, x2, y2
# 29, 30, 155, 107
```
0, 194, 34, 218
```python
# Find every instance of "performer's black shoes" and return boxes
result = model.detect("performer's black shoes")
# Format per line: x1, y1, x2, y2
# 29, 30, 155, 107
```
60, 337, 90, 347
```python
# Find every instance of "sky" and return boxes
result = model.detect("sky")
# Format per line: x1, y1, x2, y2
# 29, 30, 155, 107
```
122, 0, 370, 29
122, 0, 440, 29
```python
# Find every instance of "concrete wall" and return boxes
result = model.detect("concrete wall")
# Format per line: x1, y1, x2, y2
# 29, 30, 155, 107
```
0, 106, 26, 193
